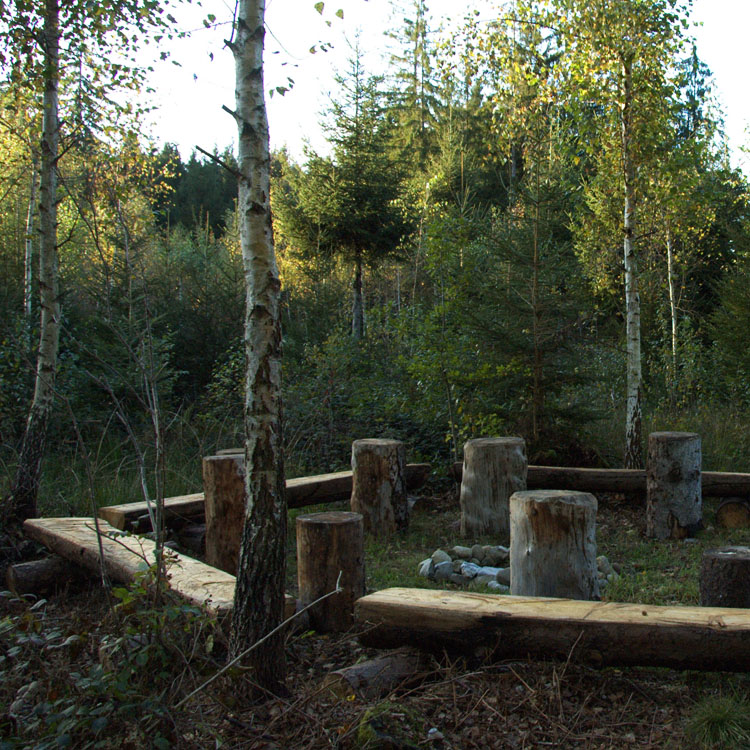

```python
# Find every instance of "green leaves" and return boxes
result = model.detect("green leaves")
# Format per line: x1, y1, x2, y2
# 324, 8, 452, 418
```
315, 2, 324, 14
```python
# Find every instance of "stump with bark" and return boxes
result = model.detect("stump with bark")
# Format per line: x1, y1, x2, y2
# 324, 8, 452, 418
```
350, 439, 408, 535
202, 453, 246, 574
296, 511, 366, 632
646, 431, 702, 539
6, 555, 85, 596
460, 437, 527, 538
509, 489, 599, 600
715, 499, 750, 530
700, 546, 750, 607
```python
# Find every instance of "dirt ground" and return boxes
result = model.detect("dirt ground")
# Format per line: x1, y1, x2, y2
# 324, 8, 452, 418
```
1, 493, 746, 748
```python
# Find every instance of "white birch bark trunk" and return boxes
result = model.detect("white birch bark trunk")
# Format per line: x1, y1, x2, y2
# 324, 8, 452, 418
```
24, 157, 38, 327
228, 0, 287, 694
666, 222, 678, 382
10, 0, 60, 521
621, 57, 643, 470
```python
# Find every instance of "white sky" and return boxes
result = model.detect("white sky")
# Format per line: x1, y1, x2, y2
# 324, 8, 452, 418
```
145, 0, 750, 171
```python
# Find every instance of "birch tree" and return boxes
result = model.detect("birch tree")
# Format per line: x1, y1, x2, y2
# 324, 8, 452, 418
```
227, 0, 287, 693
557, 0, 688, 467
1, 0, 191, 521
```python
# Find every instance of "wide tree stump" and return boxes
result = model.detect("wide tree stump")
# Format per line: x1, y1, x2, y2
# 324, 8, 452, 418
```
203, 453, 246, 574
646, 431, 702, 539
510, 490, 599, 600
700, 547, 750, 607
460, 437, 527, 537
716, 499, 750, 529
351, 439, 408, 535
296, 511, 365, 632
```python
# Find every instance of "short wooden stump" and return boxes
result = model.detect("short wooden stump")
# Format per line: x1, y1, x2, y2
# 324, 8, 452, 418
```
296, 511, 366, 632
700, 546, 750, 608
510, 490, 599, 600
460, 437, 527, 538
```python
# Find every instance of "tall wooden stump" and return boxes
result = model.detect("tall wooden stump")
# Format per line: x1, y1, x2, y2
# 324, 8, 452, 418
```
296, 511, 366, 632
351, 439, 408, 535
510, 490, 599, 600
646, 431, 702, 539
460, 437, 527, 538
203, 453, 246, 574
700, 547, 750, 607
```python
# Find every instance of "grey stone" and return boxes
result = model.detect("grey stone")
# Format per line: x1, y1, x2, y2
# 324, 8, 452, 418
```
452, 560, 464, 573
470, 557, 482, 566
598, 577, 608, 589
460, 562, 481, 579
471, 544, 485, 562
487, 581, 510, 593
434, 561, 454, 581
432, 549, 452, 565
495, 567, 511, 586
478, 566, 501, 578
597, 555, 613, 576
449, 573, 466, 585
606, 572, 620, 583
483, 545, 510, 566
418, 558, 434, 579
451, 546, 472, 560
474, 574, 497, 586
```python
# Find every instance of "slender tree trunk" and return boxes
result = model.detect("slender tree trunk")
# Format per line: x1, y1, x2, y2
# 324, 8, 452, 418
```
621, 57, 643, 470
352, 249, 364, 339
666, 220, 678, 385
24, 155, 39, 332
229, 0, 287, 694
10, 0, 60, 522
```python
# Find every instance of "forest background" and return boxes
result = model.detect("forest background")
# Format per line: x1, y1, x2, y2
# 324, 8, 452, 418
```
1, 0, 749, 518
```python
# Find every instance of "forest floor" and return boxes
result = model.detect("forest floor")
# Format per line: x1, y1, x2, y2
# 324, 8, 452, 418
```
3, 490, 750, 748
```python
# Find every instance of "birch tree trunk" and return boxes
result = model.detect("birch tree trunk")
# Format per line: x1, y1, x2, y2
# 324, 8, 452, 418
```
228, 0, 287, 694
9, 0, 60, 522
621, 56, 643, 470
24, 156, 38, 331
666, 221, 678, 384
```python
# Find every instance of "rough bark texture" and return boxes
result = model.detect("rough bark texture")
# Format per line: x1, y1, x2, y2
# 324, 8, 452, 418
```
459, 438, 527, 538
700, 547, 750, 608
356, 587, 750, 672
510, 490, 599, 600
6, 555, 84, 596
10, 0, 60, 522
229, 0, 287, 693
322, 648, 432, 700
203, 454, 246, 574
351, 439, 408, 535
622, 57, 643, 470
700, 547, 750, 609
646, 431, 702, 539
296, 511, 365, 632
716, 499, 750, 529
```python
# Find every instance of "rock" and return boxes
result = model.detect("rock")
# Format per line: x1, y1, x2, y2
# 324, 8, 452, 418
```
471, 544, 485, 562
417, 558, 434, 579
449, 573, 466, 585
606, 572, 620, 584
477, 566, 501, 578
487, 581, 509, 593
469, 557, 482, 566
433, 561, 454, 581
432, 549, 452, 565
474, 573, 497, 586
483, 545, 510, 566
427, 727, 444, 742
460, 562, 481, 579
496, 567, 511, 586
597, 555, 613, 577
598, 577, 608, 589
451, 546, 472, 560
452, 560, 464, 573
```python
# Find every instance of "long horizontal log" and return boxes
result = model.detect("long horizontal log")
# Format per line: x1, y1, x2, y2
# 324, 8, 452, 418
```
99, 463, 432, 531
356, 587, 750, 672
451, 463, 750, 497
23, 517, 295, 619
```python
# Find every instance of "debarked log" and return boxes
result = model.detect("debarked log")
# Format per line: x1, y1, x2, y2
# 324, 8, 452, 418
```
355, 587, 750, 672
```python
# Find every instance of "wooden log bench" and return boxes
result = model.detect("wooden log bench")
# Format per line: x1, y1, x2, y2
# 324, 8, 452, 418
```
23, 517, 295, 619
99, 463, 431, 531
355, 587, 750, 672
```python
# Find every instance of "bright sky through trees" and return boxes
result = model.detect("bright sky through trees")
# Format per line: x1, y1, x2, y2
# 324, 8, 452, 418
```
146, 0, 750, 170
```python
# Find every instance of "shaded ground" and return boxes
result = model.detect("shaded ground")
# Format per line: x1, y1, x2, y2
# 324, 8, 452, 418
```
2, 488, 750, 748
